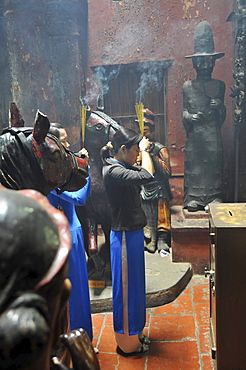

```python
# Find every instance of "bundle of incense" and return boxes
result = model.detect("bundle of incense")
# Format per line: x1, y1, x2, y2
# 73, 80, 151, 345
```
135, 102, 145, 136
81, 105, 87, 147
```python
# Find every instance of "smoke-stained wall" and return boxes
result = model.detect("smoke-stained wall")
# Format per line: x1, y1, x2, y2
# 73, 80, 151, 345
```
0, 4, 12, 126
2, 0, 87, 150
0, 0, 235, 203
87, 0, 235, 204
4, 1, 51, 123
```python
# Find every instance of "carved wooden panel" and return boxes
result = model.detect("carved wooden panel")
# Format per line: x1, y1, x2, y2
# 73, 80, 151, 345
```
229, 0, 246, 201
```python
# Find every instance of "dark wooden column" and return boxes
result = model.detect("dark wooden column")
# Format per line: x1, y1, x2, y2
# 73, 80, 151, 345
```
43, 0, 88, 149
3, 0, 87, 149
4, 1, 52, 123
0, 4, 12, 130
228, 0, 246, 201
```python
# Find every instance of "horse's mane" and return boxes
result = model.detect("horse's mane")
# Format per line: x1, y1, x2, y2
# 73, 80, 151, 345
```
0, 129, 46, 193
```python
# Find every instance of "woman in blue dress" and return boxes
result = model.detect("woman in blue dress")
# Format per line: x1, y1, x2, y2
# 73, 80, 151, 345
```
47, 123, 92, 341
101, 128, 154, 355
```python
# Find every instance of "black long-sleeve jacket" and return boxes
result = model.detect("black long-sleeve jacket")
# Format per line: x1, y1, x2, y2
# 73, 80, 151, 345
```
103, 157, 153, 231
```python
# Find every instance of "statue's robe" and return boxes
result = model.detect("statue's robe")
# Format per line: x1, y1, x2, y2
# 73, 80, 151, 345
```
182, 78, 226, 209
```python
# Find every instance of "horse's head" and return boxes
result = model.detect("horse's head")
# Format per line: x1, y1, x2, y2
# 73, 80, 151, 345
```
85, 110, 122, 150
0, 110, 88, 195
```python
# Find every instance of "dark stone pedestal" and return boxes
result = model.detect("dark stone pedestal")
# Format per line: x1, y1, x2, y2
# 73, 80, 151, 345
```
171, 206, 209, 274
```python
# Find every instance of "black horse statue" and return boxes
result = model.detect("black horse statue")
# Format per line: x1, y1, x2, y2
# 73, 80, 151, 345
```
0, 109, 88, 196
76, 108, 122, 280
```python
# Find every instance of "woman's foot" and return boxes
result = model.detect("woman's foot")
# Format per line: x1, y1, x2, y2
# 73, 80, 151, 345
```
117, 342, 149, 356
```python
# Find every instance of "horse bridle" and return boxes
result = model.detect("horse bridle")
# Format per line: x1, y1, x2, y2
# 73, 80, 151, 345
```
56, 149, 83, 194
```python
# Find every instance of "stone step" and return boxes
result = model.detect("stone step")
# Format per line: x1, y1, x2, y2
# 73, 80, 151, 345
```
89, 250, 192, 313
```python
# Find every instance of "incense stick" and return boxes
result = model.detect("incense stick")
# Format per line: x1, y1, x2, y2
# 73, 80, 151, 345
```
135, 102, 145, 135
81, 105, 86, 147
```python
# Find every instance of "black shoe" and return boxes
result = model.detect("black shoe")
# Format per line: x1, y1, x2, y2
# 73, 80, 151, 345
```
116, 343, 149, 357
139, 335, 151, 345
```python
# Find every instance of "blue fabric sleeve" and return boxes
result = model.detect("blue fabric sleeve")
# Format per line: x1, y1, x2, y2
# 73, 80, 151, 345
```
50, 175, 91, 206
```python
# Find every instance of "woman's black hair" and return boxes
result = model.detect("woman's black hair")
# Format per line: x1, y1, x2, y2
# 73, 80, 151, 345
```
101, 127, 141, 161
112, 128, 141, 151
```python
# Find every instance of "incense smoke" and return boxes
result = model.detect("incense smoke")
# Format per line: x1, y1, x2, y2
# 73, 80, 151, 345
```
84, 65, 121, 105
135, 60, 173, 103
84, 60, 173, 107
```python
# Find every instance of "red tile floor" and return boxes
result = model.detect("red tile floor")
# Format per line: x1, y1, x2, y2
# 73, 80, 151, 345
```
92, 274, 214, 370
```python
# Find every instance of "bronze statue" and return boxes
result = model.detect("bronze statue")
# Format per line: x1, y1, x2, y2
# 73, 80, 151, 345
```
137, 109, 173, 256
182, 21, 226, 212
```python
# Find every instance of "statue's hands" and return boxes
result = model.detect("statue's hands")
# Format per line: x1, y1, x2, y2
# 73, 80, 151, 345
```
192, 112, 204, 122
210, 99, 222, 110
78, 148, 89, 162
139, 137, 151, 152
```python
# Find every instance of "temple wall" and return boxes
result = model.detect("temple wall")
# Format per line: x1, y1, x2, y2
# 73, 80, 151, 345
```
1, 0, 88, 150
87, 0, 235, 204
0, 0, 236, 204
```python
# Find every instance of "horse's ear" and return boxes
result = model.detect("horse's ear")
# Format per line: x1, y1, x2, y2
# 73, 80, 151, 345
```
33, 110, 50, 144
86, 107, 91, 119
10, 102, 25, 127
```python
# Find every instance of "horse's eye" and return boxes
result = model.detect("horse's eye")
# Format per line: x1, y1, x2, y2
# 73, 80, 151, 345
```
50, 150, 61, 162
95, 123, 104, 130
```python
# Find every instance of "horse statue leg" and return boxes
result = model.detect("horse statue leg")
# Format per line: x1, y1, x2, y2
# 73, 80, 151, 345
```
87, 217, 105, 273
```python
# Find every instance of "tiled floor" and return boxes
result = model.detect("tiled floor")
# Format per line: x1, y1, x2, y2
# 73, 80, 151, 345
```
92, 274, 214, 370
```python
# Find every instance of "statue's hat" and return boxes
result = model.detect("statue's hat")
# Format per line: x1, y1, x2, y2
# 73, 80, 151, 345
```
185, 21, 224, 59
135, 108, 155, 126
143, 108, 155, 126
